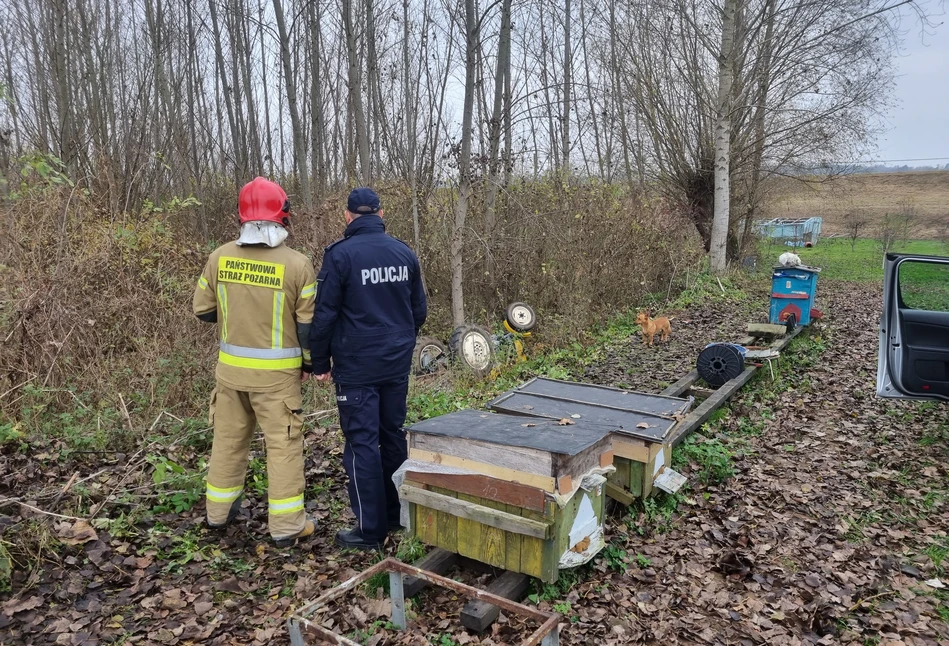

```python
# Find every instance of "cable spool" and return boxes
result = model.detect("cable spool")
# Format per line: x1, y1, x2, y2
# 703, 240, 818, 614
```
696, 343, 745, 386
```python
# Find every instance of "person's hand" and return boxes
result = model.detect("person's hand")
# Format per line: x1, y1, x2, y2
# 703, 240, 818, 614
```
314, 372, 332, 383
300, 371, 311, 382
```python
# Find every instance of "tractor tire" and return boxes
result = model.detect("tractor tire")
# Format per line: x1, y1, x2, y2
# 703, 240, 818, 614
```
449, 324, 497, 378
413, 337, 449, 375
505, 302, 537, 333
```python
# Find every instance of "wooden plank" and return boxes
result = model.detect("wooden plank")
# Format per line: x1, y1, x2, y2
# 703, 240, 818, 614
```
400, 484, 552, 539
411, 433, 554, 477
414, 500, 439, 546
610, 458, 631, 492
557, 475, 573, 495
402, 548, 458, 598
660, 369, 699, 397
747, 323, 787, 337
433, 487, 459, 554
669, 366, 758, 447
404, 470, 547, 513
687, 386, 716, 400
612, 437, 649, 463
460, 571, 530, 632
408, 448, 557, 492
455, 492, 483, 562
517, 534, 544, 580
599, 450, 614, 468
605, 481, 635, 506
555, 436, 613, 480
628, 461, 645, 498
503, 503, 521, 573
479, 498, 508, 569
644, 442, 668, 498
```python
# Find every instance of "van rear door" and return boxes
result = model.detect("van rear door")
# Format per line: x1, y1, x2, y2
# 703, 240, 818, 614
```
877, 253, 949, 401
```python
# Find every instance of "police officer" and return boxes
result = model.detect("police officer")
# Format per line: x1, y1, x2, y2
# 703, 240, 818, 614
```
193, 177, 317, 548
310, 187, 427, 550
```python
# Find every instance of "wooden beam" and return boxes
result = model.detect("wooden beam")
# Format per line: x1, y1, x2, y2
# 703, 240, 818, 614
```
670, 366, 758, 446
556, 475, 573, 495
404, 471, 547, 513
408, 448, 557, 492
605, 482, 635, 506
612, 437, 649, 463
747, 323, 787, 337
410, 433, 554, 478
599, 451, 614, 468
402, 548, 458, 597
660, 370, 699, 397
460, 571, 530, 632
399, 484, 553, 539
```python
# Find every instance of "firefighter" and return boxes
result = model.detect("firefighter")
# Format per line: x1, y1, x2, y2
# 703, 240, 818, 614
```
193, 177, 317, 548
310, 187, 427, 551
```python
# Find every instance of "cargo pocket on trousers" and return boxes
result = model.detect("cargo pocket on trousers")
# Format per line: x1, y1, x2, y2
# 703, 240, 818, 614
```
284, 395, 304, 441
208, 388, 218, 426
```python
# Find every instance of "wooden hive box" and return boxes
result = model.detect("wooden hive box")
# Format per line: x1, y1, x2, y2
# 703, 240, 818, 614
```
402, 409, 614, 583
488, 378, 692, 501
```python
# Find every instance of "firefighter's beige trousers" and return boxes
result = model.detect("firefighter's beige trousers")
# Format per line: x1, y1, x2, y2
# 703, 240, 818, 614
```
205, 382, 306, 539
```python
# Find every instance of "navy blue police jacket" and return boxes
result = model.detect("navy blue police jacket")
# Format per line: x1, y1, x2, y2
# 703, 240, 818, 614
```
310, 215, 427, 385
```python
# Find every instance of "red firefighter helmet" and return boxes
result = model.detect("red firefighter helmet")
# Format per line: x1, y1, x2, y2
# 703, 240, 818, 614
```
238, 177, 291, 226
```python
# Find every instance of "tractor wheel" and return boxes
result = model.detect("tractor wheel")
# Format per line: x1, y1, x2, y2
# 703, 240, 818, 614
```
449, 324, 497, 378
413, 337, 449, 375
505, 302, 537, 333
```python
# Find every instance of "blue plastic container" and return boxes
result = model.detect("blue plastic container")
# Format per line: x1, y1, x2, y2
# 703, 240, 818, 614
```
770, 266, 819, 326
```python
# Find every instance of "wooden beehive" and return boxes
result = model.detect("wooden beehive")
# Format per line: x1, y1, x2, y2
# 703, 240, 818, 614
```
488, 378, 692, 502
402, 410, 614, 583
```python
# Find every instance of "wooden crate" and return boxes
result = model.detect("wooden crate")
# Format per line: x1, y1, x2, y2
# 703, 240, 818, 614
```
402, 410, 614, 583
402, 474, 606, 584
488, 378, 689, 501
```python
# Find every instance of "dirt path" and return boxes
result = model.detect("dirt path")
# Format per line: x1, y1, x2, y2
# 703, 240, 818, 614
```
2, 279, 947, 645
567, 279, 949, 645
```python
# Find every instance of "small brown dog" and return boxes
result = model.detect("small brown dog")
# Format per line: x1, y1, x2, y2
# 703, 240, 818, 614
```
635, 310, 672, 345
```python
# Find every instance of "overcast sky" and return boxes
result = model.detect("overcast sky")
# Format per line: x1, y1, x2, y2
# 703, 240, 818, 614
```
875, 16, 949, 164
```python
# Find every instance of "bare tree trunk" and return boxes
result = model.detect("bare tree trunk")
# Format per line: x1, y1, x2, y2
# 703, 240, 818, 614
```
309, 0, 326, 191
342, 0, 370, 185
208, 0, 240, 179
402, 0, 420, 249
561, 0, 572, 173
741, 0, 776, 250
710, 0, 738, 274
608, 1, 633, 186
450, 0, 478, 326
483, 0, 512, 284
272, 0, 311, 209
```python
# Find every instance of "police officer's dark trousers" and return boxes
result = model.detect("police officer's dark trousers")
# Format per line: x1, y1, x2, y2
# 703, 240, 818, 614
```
335, 378, 409, 541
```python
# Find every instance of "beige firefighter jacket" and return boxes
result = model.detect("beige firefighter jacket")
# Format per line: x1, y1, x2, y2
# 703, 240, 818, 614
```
193, 241, 316, 392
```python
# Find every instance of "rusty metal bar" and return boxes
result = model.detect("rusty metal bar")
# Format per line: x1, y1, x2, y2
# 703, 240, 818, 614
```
287, 558, 560, 646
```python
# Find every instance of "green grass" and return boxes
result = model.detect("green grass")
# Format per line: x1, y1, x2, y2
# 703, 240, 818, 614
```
765, 238, 948, 283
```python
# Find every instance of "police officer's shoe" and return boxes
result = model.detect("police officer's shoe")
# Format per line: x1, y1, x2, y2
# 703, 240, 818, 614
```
335, 528, 384, 551
206, 496, 243, 530
273, 519, 317, 548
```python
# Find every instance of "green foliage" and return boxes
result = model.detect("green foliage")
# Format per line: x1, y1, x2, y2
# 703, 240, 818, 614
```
599, 543, 628, 572
144, 526, 217, 574
148, 454, 205, 514
12, 152, 74, 199
0, 540, 11, 593
396, 535, 426, 563
925, 536, 949, 576
674, 435, 734, 485
0, 421, 25, 449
